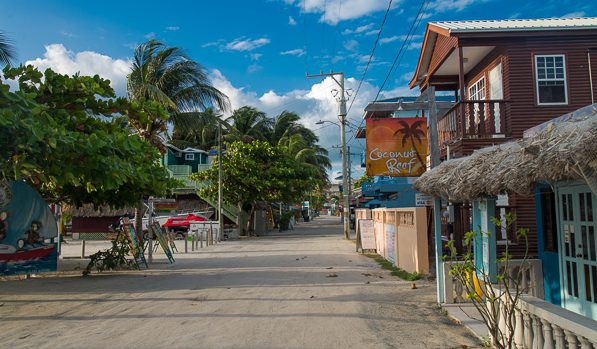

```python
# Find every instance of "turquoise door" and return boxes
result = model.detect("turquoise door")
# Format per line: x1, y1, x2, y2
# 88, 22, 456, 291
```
557, 184, 597, 319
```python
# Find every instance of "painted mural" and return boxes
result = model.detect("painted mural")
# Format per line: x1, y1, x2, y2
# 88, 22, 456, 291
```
365, 118, 428, 177
0, 181, 58, 275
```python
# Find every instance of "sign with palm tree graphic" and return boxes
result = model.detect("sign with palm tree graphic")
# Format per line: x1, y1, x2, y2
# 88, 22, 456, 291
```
365, 118, 428, 177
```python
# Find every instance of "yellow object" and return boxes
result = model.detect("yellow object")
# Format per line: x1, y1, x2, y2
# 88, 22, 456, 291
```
466, 271, 484, 299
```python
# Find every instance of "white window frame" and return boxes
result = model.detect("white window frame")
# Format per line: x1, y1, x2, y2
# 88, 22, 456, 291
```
467, 76, 486, 127
534, 54, 568, 106
185, 153, 195, 161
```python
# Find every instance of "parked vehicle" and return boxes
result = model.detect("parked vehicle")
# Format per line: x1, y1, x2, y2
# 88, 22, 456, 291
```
162, 214, 206, 239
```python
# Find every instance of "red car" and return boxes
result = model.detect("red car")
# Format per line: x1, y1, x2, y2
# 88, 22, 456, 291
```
162, 214, 206, 239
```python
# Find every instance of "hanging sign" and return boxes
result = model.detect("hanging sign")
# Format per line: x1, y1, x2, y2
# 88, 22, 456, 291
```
366, 118, 428, 177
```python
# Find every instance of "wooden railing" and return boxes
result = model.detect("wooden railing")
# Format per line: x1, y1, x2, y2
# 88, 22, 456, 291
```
438, 100, 508, 148
443, 259, 543, 304
501, 295, 597, 348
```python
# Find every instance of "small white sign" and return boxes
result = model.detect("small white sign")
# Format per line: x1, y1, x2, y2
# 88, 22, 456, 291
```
415, 193, 432, 207
359, 219, 376, 250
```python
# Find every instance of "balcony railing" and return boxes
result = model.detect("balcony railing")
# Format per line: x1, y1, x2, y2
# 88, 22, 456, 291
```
443, 259, 544, 304
438, 100, 508, 148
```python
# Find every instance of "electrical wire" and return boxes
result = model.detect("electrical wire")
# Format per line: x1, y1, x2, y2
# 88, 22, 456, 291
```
345, 0, 394, 117
345, 0, 429, 146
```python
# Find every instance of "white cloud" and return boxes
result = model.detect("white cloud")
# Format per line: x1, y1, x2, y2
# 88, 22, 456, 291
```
427, 0, 489, 14
380, 34, 422, 45
292, 0, 398, 25
209, 69, 417, 175
560, 11, 585, 18
342, 23, 374, 35
280, 48, 306, 57
25, 44, 130, 96
247, 64, 263, 73
202, 40, 224, 48
249, 53, 263, 61
288, 16, 297, 25
225, 37, 271, 51
60, 31, 77, 38
144, 32, 156, 39
165, 26, 180, 31
343, 39, 359, 51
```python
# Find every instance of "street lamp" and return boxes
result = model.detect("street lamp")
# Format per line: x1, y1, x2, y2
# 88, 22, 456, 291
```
315, 119, 350, 240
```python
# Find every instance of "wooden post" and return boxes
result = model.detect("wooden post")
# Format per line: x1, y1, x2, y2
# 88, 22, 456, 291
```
458, 46, 466, 136
433, 198, 444, 303
81, 239, 86, 258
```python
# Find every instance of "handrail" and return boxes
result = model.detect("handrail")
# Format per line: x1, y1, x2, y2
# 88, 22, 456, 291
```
519, 295, 597, 343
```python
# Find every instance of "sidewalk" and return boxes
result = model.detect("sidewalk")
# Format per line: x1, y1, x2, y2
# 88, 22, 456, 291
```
443, 303, 489, 340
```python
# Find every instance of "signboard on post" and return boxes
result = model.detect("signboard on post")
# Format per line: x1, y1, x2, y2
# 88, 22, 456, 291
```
365, 118, 428, 177
357, 219, 376, 251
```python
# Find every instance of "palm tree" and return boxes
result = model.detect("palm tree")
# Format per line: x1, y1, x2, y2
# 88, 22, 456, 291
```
0, 31, 16, 67
393, 119, 426, 169
225, 106, 272, 142
171, 108, 224, 150
128, 39, 229, 115
127, 39, 230, 235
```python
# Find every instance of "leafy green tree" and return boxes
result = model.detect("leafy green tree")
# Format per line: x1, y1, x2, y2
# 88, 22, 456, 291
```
0, 65, 173, 207
193, 140, 313, 233
127, 39, 229, 229
225, 106, 272, 142
354, 173, 373, 189
0, 31, 15, 66
171, 108, 222, 150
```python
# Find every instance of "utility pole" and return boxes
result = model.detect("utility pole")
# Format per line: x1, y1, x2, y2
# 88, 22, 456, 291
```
218, 115, 224, 241
306, 70, 350, 239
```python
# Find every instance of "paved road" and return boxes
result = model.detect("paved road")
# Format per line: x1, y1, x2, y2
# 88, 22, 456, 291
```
0, 216, 479, 349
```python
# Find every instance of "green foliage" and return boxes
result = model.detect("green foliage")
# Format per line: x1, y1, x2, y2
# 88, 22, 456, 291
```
0, 31, 16, 66
83, 234, 138, 275
278, 211, 294, 231
194, 140, 315, 206
354, 173, 373, 189
445, 211, 530, 349
0, 65, 174, 206
366, 254, 421, 281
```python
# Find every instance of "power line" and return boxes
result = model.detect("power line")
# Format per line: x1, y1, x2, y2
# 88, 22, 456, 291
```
374, 0, 429, 102
345, 0, 394, 117
345, 0, 429, 146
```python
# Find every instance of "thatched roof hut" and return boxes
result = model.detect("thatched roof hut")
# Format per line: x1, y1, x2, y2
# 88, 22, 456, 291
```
414, 104, 597, 202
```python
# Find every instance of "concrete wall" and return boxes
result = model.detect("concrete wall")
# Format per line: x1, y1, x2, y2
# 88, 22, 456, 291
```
372, 207, 429, 274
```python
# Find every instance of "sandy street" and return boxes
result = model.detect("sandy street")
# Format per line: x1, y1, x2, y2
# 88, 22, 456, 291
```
0, 216, 479, 349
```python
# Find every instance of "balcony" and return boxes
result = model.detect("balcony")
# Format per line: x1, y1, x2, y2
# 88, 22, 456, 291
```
438, 100, 509, 156
166, 164, 211, 193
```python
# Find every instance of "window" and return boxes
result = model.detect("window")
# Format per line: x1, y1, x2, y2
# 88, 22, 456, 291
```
185, 153, 195, 161
535, 55, 568, 105
468, 77, 486, 101
467, 77, 486, 127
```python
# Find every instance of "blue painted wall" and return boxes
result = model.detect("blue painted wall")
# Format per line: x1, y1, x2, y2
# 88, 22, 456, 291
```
535, 184, 562, 306
361, 177, 417, 208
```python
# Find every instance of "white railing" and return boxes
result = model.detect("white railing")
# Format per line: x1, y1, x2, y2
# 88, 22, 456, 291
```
499, 295, 597, 349
443, 259, 544, 304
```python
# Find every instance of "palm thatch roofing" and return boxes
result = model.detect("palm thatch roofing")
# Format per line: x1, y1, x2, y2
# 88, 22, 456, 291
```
414, 103, 597, 202
63, 204, 136, 218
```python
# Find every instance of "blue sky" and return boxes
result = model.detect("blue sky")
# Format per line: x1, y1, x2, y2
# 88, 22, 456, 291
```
2, 0, 595, 177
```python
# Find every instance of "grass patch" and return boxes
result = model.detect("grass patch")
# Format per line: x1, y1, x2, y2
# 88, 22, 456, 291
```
365, 253, 421, 281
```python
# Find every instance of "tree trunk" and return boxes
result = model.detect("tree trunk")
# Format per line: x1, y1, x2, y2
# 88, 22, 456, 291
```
245, 202, 256, 236
135, 198, 144, 242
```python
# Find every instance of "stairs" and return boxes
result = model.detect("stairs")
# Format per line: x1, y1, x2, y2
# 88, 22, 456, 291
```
200, 195, 239, 223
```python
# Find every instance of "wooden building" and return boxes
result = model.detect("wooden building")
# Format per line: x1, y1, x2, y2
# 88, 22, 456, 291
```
409, 17, 597, 256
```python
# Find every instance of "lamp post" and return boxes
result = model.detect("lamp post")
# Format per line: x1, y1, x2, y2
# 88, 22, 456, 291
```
316, 119, 350, 240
